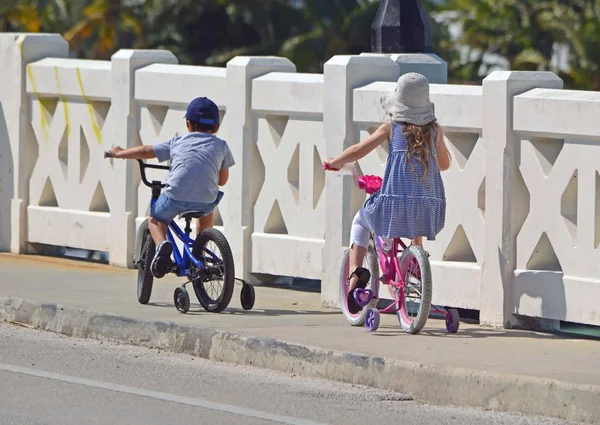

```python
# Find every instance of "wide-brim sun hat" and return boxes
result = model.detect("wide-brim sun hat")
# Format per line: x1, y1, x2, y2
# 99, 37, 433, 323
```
380, 72, 436, 126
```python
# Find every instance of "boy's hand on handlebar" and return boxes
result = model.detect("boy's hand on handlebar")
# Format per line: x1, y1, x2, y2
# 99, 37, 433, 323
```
106, 145, 124, 159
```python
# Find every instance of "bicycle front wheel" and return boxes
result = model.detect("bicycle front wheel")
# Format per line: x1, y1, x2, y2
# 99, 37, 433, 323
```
137, 230, 155, 305
338, 244, 379, 326
396, 245, 432, 334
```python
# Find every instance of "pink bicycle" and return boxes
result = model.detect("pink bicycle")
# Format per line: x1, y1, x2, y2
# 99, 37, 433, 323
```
325, 162, 460, 334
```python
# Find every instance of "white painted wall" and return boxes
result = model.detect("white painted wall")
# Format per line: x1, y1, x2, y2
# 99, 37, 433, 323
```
2, 34, 600, 329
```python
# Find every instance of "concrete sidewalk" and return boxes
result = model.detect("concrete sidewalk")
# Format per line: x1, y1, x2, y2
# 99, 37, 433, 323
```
1, 253, 599, 423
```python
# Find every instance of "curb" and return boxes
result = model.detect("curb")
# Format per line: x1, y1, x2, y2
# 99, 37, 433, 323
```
1, 297, 597, 423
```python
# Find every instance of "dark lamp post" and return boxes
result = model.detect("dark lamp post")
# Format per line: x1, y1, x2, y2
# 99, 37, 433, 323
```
371, 0, 433, 54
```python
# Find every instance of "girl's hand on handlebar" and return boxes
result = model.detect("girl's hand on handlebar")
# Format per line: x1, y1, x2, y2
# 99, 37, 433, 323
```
323, 158, 342, 171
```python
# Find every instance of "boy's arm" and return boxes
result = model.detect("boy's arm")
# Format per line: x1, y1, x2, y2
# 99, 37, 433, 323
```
218, 168, 229, 186
108, 145, 156, 160
218, 142, 235, 186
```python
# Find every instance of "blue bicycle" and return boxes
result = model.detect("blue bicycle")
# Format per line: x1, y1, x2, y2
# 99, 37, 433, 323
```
104, 153, 255, 314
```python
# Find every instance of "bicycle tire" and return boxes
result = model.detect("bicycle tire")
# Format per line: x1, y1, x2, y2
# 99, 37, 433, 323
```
396, 245, 432, 334
137, 230, 155, 305
191, 228, 235, 313
338, 244, 379, 326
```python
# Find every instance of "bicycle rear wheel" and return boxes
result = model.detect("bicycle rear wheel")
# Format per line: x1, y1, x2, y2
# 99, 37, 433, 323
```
191, 228, 235, 313
396, 245, 432, 334
339, 244, 379, 326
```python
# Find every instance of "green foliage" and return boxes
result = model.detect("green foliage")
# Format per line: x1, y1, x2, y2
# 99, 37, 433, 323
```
438, 0, 600, 88
1, 0, 599, 89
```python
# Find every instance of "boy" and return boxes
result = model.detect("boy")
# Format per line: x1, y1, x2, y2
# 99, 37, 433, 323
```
106, 97, 235, 278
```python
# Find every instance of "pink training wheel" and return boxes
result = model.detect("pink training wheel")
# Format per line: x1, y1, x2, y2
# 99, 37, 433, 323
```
353, 288, 374, 308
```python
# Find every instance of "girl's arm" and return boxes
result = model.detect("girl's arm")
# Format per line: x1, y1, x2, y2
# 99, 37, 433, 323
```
325, 121, 391, 169
436, 126, 451, 171
108, 145, 156, 160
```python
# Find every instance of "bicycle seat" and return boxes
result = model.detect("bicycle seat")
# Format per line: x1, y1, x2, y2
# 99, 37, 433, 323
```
179, 210, 209, 220
177, 192, 224, 221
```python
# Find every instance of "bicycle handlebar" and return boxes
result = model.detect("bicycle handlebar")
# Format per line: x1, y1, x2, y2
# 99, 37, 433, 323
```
104, 151, 169, 188
322, 162, 382, 195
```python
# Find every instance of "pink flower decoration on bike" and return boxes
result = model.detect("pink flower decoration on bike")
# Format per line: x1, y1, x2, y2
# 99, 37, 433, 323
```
357, 175, 382, 194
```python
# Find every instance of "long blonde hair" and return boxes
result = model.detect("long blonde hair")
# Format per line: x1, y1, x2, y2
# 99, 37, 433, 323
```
403, 121, 437, 181
381, 93, 437, 181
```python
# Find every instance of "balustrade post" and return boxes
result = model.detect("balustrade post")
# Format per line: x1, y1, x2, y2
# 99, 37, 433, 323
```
109, 50, 177, 267
0, 34, 68, 253
224, 57, 296, 282
481, 71, 563, 327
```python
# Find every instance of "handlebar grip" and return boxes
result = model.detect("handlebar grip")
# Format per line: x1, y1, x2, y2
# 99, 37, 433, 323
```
104, 151, 112, 159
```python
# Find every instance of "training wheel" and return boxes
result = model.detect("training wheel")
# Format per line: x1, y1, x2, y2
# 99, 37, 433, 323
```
445, 308, 460, 333
240, 284, 255, 311
365, 308, 380, 332
174, 286, 190, 314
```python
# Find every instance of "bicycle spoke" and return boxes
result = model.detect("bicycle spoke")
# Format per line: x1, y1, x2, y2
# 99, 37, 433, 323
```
196, 240, 225, 303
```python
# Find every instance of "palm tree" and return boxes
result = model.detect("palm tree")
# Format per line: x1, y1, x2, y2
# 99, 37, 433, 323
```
536, 0, 600, 89
277, 0, 380, 72
0, 0, 42, 32
203, 0, 309, 67
204, 0, 380, 72
441, 0, 600, 89
64, 0, 145, 59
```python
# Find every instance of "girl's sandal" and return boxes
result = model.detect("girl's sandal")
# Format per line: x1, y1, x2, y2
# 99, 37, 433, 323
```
347, 267, 371, 314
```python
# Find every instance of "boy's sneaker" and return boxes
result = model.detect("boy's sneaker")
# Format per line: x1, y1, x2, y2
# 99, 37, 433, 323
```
151, 240, 173, 279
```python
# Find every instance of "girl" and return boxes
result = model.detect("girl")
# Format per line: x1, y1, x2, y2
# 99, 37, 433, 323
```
324, 73, 451, 314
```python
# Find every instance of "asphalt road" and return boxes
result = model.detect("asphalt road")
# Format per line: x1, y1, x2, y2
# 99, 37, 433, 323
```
0, 323, 580, 425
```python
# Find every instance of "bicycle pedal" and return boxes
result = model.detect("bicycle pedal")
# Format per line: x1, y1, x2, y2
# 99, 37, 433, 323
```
354, 288, 374, 308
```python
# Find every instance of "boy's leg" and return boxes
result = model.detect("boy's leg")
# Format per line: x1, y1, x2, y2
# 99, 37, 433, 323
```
149, 194, 179, 278
148, 216, 167, 245
195, 211, 214, 235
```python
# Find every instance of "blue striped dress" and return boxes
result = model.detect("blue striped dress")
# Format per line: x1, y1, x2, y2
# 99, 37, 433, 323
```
362, 122, 446, 241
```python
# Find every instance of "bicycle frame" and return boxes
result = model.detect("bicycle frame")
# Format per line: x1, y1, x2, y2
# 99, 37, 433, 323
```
140, 159, 220, 278
372, 233, 447, 318
370, 235, 409, 314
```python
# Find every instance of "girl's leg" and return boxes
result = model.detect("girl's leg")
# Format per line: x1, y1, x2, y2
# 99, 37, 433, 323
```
411, 236, 423, 247
347, 209, 373, 314
348, 243, 367, 291
348, 209, 371, 290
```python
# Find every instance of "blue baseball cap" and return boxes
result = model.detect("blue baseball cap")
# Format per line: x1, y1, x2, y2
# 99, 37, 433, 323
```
184, 97, 220, 126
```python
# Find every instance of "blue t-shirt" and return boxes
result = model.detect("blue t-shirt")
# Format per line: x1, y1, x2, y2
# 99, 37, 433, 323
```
153, 132, 235, 204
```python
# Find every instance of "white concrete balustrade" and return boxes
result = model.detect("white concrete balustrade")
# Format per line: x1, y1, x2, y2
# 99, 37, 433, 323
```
2, 34, 600, 329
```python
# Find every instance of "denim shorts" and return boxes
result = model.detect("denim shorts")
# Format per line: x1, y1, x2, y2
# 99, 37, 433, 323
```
150, 192, 223, 224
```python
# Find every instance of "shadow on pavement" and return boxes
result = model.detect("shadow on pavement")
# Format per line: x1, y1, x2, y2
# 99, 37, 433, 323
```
370, 324, 587, 341
147, 302, 338, 316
